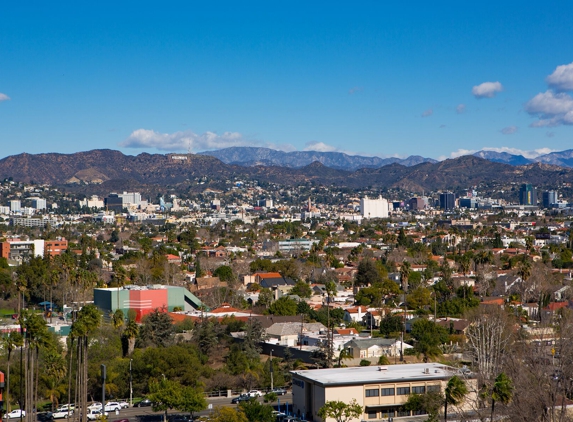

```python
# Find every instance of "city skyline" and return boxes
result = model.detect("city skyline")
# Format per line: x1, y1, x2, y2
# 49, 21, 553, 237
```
2, 2, 573, 160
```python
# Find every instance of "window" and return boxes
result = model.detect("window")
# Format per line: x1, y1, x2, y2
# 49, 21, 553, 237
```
365, 389, 380, 397
412, 386, 426, 394
397, 409, 411, 417
427, 385, 441, 393
397, 387, 410, 395
381, 409, 393, 418
367, 411, 377, 419
381, 388, 395, 396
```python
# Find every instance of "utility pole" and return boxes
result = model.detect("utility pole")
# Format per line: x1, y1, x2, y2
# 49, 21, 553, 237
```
101, 364, 106, 408
270, 349, 274, 390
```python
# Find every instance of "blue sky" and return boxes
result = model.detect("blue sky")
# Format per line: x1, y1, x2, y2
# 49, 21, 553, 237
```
2, 1, 573, 160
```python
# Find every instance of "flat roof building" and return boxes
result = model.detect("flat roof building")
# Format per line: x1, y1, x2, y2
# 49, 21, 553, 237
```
291, 363, 477, 422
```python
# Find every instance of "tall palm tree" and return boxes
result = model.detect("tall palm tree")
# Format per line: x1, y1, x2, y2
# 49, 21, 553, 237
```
491, 372, 513, 421
1, 332, 23, 412
444, 375, 468, 422
122, 317, 139, 357
400, 261, 411, 292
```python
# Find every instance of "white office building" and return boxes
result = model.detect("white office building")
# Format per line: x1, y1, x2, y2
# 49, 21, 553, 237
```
9, 200, 21, 213
360, 196, 389, 219
32, 198, 47, 210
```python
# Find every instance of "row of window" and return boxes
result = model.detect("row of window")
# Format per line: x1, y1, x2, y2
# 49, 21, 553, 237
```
365, 385, 440, 397
367, 408, 425, 419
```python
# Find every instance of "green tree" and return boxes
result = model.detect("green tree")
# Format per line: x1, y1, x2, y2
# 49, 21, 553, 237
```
490, 372, 513, 421
149, 378, 183, 422
317, 399, 363, 422
404, 390, 444, 422
355, 259, 382, 288
139, 309, 174, 347
410, 318, 449, 362
444, 376, 468, 422
406, 287, 432, 312
239, 399, 274, 422
193, 318, 219, 355
1, 331, 23, 411
257, 288, 273, 307
289, 281, 312, 298
379, 314, 404, 337
213, 265, 235, 282
268, 296, 298, 316
122, 316, 139, 356
178, 386, 208, 420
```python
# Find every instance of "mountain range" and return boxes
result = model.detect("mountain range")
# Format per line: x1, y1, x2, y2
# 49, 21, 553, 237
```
0, 149, 572, 194
197, 147, 437, 170
198, 146, 573, 171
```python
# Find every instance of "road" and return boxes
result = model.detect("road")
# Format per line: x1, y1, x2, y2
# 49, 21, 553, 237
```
49, 393, 294, 422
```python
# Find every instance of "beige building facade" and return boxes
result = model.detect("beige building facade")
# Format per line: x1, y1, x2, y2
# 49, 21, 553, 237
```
291, 363, 477, 422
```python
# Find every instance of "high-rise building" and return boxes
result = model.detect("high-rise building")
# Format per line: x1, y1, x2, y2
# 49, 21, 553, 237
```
360, 196, 389, 218
32, 198, 47, 210
408, 197, 429, 211
9, 200, 21, 213
439, 192, 455, 210
519, 184, 537, 206
542, 190, 558, 208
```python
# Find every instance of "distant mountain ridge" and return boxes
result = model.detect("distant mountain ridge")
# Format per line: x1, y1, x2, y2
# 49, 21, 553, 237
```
198, 146, 573, 170
197, 147, 437, 170
0, 149, 572, 194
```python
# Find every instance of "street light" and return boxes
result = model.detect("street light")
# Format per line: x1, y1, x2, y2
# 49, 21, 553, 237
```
129, 359, 133, 408
270, 349, 274, 391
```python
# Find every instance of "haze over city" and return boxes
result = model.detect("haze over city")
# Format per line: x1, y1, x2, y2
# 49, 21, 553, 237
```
2, 2, 573, 160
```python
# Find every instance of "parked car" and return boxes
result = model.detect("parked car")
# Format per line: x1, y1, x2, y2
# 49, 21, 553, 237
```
168, 415, 192, 422
270, 388, 287, 396
52, 409, 73, 419
117, 401, 129, 409
87, 403, 102, 412
4, 410, 25, 419
231, 394, 251, 404
246, 390, 263, 398
87, 409, 109, 421
136, 399, 153, 407
104, 402, 121, 412
56, 405, 75, 413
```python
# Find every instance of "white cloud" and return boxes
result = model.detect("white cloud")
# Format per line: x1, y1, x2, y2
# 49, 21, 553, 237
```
438, 148, 478, 160
421, 108, 433, 117
472, 81, 503, 99
480, 146, 554, 159
0, 93, 10, 102
456, 104, 466, 114
500, 126, 518, 135
121, 129, 253, 151
303, 141, 340, 152
348, 86, 363, 95
525, 90, 573, 127
546, 62, 573, 91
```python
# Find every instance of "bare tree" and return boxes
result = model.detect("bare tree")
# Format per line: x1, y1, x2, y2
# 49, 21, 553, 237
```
465, 307, 513, 382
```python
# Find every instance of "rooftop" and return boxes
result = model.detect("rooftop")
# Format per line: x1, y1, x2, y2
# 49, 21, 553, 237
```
291, 363, 463, 386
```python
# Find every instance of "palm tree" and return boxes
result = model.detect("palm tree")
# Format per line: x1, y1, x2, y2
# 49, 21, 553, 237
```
1, 332, 23, 412
122, 317, 139, 357
491, 372, 513, 421
444, 375, 468, 422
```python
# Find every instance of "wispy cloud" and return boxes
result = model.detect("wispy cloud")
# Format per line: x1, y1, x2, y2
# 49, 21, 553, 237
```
0, 93, 10, 102
421, 108, 433, 117
500, 126, 518, 135
121, 129, 255, 152
480, 146, 554, 159
546, 61, 573, 91
472, 81, 503, 99
348, 86, 363, 95
456, 104, 466, 114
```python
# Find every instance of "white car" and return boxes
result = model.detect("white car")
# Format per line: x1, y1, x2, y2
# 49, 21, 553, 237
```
246, 390, 263, 398
87, 403, 102, 412
52, 409, 73, 420
118, 401, 129, 409
87, 409, 108, 421
104, 402, 121, 412
4, 410, 25, 419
